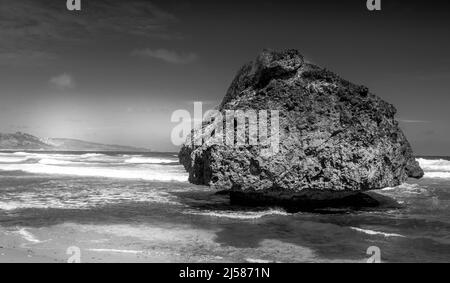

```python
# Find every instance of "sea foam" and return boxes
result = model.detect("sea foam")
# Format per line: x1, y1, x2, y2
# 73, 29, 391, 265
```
0, 156, 31, 163
15, 228, 43, 243
124, 157, 176, 164
0, 152, 188, 182
184, 209, 290, 220
0, 183, 181, 211
417, 158, 450, 179
0, 163, 188, 182
350, 227, 405, 238
417, 158, 450, 172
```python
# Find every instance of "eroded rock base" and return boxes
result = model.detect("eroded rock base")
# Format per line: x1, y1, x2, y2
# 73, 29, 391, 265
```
230, 191, 402, 213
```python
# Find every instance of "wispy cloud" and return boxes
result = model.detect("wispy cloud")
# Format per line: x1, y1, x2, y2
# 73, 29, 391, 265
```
131, 48, 198, 64
0, 0, 179, 65
49, 73, 75, 90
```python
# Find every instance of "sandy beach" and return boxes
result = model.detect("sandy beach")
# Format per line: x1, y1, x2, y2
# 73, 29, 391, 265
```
0, 152, 448, 263
0, 222, 357, 263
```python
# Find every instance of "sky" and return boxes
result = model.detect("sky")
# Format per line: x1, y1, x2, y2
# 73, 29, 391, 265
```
0, 0, 449, 154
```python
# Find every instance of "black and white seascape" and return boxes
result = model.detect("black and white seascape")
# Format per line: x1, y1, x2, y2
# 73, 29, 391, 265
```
0, 150, 449, 262
0, 0, 449, 263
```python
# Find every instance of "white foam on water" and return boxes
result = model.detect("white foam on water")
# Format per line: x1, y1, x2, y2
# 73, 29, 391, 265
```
0, 201, 54, 211
0, 152, 179, 166
5, 153, 88, 164
408, 158, 450, 179
0, 152, 188, 211
79, 154, 121, 163
5, 152, 114, 163
423, 172, 450, 179
381, 187, 395, 191
350, 227, 405, 238
12, 152, 28, 155
80, 153, 106, 158
417, 158, 450, 172
0, 157, 31, 163
246, 258, 273, 263
87, 249, 142, 254
382, 183, 428, 194
38, 158, 87, 165
417, 158, 450, 179
13, 152, 77, 158
124, 157, 176, 164
0, 183, 182, 211
15, 228, 42, 243
184, 208, 290, 220
0, 162, 188, 182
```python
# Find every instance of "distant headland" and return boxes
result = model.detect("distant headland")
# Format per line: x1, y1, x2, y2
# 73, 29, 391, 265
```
0, 132, 150, 152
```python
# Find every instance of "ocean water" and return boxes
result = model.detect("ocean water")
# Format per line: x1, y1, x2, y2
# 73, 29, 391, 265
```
0, 151, 448, 262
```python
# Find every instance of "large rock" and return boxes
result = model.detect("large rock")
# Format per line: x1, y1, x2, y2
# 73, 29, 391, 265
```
179, 49, 423, 208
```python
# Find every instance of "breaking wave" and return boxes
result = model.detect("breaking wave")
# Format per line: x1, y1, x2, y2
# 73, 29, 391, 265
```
417, 158, 450, 179
350, 227, 405, 238
0, 163, 187, 182
0, 152, 187, 182
38, 159, 86, 165
0, 157, 31, 163
422, 172, 450, 179
124, 157, 176, 164
184, 208, 290, 220
417, 158, 450, 172
88, 249, 142, 254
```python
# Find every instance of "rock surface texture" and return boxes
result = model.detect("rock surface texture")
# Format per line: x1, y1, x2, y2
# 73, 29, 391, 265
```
179, 49, 423, 208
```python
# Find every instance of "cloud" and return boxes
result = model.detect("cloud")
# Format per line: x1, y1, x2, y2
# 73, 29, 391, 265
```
131, 48, 198, 64
49, 73, 75, 90
0, 0, 180, 65
0, 0, 178, 40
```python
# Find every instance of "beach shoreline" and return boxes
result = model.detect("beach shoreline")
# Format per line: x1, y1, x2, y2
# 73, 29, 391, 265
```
0, 152, 448, 263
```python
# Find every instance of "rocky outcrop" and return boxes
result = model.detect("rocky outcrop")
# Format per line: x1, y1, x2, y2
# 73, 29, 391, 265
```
0, 132, 148, 151
179, 49, 423, 208
0, 132, 52, 150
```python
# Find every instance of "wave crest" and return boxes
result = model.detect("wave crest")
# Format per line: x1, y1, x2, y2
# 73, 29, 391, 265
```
0, 152, 187, 182
417, 158, 450, 179
184, 209, 290, 220
124, 157, 177, 164
350, 227, 405, 238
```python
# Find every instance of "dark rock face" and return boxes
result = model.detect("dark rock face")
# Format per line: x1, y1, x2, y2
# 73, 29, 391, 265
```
179, 49, 423, 207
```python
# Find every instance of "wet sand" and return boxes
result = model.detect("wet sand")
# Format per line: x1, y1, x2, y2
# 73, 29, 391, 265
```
0, 222, 365, 263
0, 152, 448, 263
